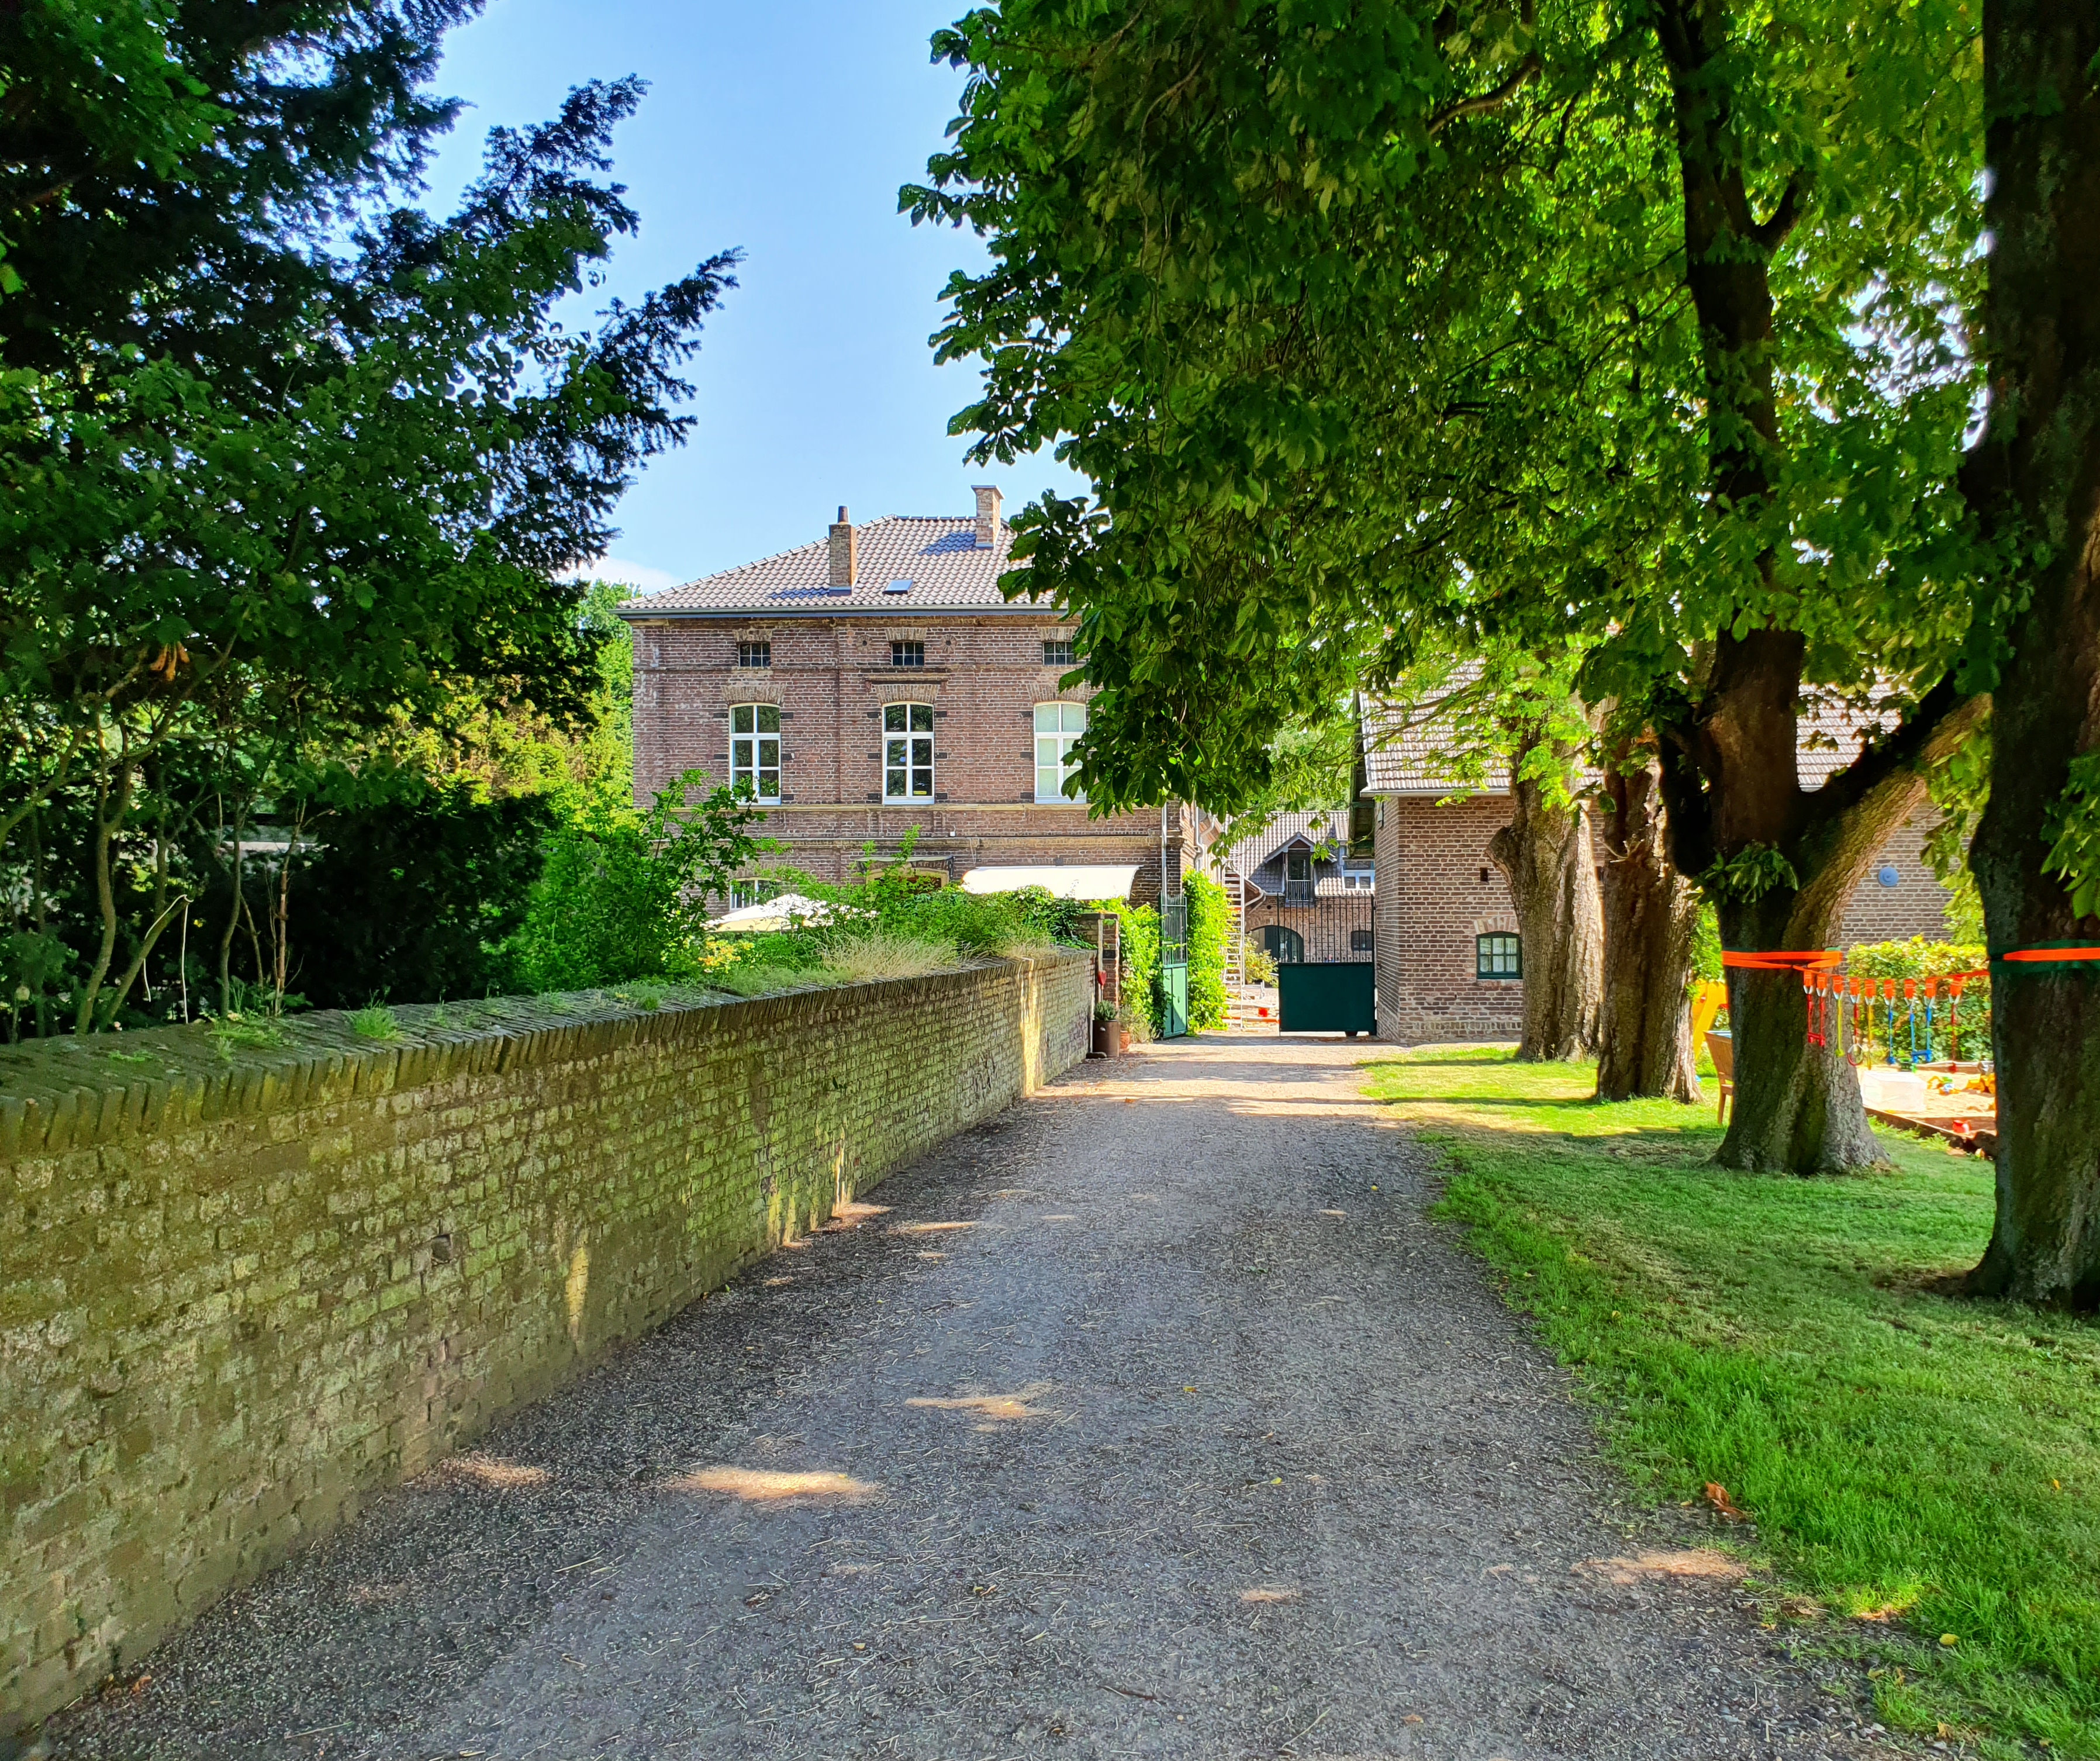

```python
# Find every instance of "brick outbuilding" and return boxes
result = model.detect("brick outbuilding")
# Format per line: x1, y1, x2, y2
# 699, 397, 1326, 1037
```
1362, 690, 1954, 1045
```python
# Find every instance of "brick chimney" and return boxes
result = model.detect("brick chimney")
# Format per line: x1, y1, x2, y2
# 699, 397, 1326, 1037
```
827, 505, 856, 588
973, 484, 1002, 550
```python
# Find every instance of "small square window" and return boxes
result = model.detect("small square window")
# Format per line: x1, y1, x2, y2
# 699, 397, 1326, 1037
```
737, 640, 771, 669
891, 640, 925, 668
1350, 928, 1376, 953
1477, 933, 1522, 979
1043, 638, 1075, 667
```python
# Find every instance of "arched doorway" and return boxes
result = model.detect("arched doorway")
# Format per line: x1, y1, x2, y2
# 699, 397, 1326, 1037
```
1262, 924, 1305, 965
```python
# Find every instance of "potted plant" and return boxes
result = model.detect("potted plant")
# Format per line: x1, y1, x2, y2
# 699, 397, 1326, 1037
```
1091, 999, 1118, 1058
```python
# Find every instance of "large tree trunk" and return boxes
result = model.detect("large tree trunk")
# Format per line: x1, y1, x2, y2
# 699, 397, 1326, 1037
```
1596, 757, 1701, 1102
1962, 0, 2100, 1308
1713, 897, 1881, 1171
1647, 2, 1985, 1170
1488, 731, 1602, 1061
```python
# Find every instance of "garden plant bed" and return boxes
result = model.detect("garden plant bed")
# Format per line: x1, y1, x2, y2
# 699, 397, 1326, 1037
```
1364, 1047, 2100, 1757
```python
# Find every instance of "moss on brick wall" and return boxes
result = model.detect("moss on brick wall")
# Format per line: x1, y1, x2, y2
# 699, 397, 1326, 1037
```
0, 953, 1088, 1734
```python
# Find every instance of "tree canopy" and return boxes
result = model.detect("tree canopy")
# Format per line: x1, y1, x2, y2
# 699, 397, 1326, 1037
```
911, 0, 2000, 1171
0, 6, 735, 1033
910, 0, 1987, 812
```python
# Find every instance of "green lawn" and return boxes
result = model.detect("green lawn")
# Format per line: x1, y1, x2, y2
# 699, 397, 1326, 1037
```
1362, 1047, 2100, 1757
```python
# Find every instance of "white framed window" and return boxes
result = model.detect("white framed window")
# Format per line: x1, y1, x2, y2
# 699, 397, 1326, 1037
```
736, 639, 771, 669
884, 702, 934, 800
1043, 638, 1075, 667
1341, 858, 1374, 890
730, 703, 780, 799
1034, 702, 1086, 803
891, 640, 925, 668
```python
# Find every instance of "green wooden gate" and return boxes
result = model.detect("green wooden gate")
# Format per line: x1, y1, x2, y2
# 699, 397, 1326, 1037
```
1276, 961, 1375, 1034
1259, 892, 1376, 1035
1158, 895, 1189, 1038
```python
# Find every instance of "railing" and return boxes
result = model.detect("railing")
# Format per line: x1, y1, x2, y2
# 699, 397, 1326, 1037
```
1159, 896, 1188, 968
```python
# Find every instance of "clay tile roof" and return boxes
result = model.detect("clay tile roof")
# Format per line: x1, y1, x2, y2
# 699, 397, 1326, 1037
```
1362, 672, 1908, 797
1794, 695, 1905, 791
615, 516, 1049, 617
1361, 665, 1505, 797
1224, 809, 1353, 878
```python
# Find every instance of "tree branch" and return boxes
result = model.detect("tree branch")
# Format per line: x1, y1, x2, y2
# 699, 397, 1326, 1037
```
1750, 171, 1809, 254
1808, 672, 1985, 828
1427, 54, 1543, 137
1650, 708, 1716, 878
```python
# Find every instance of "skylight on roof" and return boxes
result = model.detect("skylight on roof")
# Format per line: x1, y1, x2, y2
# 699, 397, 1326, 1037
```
885, 578, 913, 593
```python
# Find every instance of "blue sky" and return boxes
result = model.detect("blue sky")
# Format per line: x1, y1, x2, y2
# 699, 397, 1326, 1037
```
420, 0, 1087, 592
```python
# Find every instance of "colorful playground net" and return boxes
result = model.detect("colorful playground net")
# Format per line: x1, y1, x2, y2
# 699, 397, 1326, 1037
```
1718, 942, 1995, 1067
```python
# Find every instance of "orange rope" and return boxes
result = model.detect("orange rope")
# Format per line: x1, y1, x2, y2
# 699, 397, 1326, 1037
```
1721, 950, 1843, 971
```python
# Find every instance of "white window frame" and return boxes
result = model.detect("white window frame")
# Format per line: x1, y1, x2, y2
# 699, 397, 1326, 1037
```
1340, 857, 1374, 890
1034, 702, 1086, 803
884, 702, 935, 802
730, 703, 781, 800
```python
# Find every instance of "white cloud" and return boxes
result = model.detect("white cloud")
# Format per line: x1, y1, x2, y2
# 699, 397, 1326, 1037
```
568, 555, 681, 596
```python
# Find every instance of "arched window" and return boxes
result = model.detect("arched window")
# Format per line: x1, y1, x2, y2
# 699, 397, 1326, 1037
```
729, 704, 780, 799
1262, 924, 1305, 965
1034, 702, 1086, 802
884, 703, 934, 800
1476, 933, 1522, 979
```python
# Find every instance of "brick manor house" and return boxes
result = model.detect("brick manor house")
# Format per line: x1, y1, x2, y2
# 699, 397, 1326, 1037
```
619, 488, 1196, 900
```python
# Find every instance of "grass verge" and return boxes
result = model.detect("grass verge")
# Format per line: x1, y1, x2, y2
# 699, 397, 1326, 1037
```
1362, 1046, 2099, 1758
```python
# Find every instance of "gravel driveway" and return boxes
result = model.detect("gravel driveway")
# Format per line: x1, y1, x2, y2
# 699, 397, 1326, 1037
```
33, 1037, 1905, 1761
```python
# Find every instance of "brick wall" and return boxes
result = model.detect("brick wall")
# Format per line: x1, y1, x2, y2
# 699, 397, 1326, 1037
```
630, 614, 1187, 900
0, 955, 1089, 1734
1835, 813, 1953, 945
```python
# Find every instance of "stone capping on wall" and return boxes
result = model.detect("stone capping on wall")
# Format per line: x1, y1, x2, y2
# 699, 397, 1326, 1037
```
0, 959, 1062, 1161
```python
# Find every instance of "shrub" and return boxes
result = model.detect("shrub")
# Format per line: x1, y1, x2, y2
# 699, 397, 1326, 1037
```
1099, 900, 1160, 1036
507, 772, 765, 991
1184, 872, 1229, 1030
276, 783, 557, 1009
